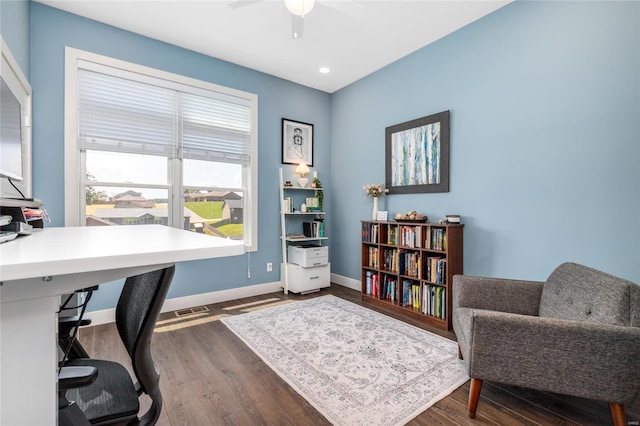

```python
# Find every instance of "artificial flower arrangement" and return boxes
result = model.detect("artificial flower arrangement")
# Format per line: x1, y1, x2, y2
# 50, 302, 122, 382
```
364, 183, 385, 198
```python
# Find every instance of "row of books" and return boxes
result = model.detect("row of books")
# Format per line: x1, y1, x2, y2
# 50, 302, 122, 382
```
362, 224, 447, 251
366, 272, 446, 319
428, 228, 447, 251
400, 281, 446, 318
398, 225, 422, 248
401, 251, 420, 278
402, 281, 447, 318
383, 248, 398, 272
365, 247, 379, 268
381, 275, 398, 301
364, 271, 380, 297
377, 249, 446, 283
387, 226, 398, 245
282, 197, 293, 213
362, 222, 380, 243
402, 280, 420, 309
303, 220, 325, 238
365, 272, 401, 303
423, 284, 446, 318
426, 257, 447, 284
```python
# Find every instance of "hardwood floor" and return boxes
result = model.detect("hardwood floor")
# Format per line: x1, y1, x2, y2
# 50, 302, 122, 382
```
78, 285, 640, 425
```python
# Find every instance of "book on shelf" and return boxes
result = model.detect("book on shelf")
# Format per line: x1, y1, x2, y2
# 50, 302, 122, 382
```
426, 228, 447, 251
368, 246, 379, 268
400, 251, 421, 278
365, 271, 380, 297
303, 220, 325, 238
383, 248, 398, 272
425, 257, 446, 284
400, 225, 422, 248
382, 274, 397, 301
372, 273, 379, 297
387, 225, 399, 245
282, 197, 292, 213
422, 283, 446, 319
361, 222, 380, 244
402, 279, 420, 308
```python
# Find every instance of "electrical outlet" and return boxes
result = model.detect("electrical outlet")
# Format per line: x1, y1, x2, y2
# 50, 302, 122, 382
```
266, 262, 273, 272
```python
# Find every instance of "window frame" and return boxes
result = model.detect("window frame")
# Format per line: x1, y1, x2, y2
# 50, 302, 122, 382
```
64, 47, 258, 251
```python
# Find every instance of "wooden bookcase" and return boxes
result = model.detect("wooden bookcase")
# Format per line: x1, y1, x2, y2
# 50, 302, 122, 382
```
361, 220, 463, 330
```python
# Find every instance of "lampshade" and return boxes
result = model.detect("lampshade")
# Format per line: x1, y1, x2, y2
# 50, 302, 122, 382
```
295, 163, 310, 177
285, 0, 316, 16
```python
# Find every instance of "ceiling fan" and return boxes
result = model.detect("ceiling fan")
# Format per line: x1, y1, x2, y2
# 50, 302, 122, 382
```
230, 0, 317, 39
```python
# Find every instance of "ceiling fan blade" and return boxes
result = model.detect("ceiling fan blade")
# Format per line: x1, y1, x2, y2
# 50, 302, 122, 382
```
291, 15, 304, 39
228, 0, 263, 9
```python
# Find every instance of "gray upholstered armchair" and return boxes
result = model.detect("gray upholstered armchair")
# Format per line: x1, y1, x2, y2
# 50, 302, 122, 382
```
452, 262, 640, 426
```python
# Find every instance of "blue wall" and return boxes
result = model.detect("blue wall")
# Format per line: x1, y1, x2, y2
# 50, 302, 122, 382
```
29, 3, 331, 310
331, 1, 640, 283
0, 0, 30, 76
24, 0, 640, 311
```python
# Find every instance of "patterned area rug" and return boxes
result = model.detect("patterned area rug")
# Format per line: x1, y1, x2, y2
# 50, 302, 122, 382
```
221, 295, 469, 425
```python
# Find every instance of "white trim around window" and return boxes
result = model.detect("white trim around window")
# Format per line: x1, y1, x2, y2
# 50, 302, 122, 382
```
64, 47, 258, 251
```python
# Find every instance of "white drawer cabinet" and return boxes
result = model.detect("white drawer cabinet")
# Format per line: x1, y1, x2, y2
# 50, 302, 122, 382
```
281, 263, 330, 294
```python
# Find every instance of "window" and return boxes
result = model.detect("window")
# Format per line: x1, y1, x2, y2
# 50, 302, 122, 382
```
0, 36, 32, 199
64, 48, 258, 250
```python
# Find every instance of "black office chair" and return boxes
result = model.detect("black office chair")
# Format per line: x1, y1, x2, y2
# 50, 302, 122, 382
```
59, 265, 175, 426
59, 286, 99, 359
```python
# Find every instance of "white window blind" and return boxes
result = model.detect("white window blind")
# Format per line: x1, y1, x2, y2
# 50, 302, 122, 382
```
78, 69, 251, 164
182, 93, 250, 164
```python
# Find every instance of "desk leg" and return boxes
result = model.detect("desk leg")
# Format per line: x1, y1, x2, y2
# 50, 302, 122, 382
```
1, 296, 58, 425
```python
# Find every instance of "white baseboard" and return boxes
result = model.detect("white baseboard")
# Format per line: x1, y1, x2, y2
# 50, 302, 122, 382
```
330, 273, 360, 291
86, 281, 283, 326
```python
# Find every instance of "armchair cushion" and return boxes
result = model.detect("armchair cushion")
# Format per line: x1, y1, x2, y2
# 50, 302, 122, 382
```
539, 262, 640, 326
467, 309, 640, 404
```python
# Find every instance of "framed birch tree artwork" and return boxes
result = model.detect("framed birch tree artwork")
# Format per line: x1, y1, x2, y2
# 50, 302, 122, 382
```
385, 110, 450, 194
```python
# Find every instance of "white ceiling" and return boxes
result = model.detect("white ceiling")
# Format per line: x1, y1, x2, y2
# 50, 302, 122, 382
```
35, 0, 511, 93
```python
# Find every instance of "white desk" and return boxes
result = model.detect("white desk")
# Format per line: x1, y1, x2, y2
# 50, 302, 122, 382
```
0, 225, 244, 425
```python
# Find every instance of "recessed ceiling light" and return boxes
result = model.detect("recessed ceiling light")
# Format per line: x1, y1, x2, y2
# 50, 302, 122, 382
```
319, 67, 331, 74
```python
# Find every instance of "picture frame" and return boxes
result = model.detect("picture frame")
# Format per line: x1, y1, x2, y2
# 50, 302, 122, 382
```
282, 118, 314, 166
385, 110, 450, 194
305, 197, 319, 208
376, 210, 388, 221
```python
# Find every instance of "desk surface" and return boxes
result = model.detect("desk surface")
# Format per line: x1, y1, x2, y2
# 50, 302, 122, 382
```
0, 225, 245, 281
0, 224, 245, 426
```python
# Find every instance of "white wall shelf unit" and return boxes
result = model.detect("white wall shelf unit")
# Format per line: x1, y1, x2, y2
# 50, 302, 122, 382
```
279, 167, 330, 294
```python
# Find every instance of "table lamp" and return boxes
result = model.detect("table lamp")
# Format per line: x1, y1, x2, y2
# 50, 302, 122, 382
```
296, 163, 310, 187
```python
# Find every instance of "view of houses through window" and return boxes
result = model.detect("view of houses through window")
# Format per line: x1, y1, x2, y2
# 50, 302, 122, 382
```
85, 187, 244, 239
83, 151, 245, 240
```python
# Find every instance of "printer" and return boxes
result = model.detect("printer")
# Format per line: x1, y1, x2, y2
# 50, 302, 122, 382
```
287, 245, 329, 268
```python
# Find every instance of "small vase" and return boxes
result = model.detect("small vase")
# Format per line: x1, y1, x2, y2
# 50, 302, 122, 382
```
372, 196, 379, 220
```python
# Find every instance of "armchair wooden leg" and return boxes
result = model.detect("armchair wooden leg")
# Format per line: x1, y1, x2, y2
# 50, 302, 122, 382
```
609, 403, 626, 426
458, 344, 463, 360
468, 378, 483, 418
